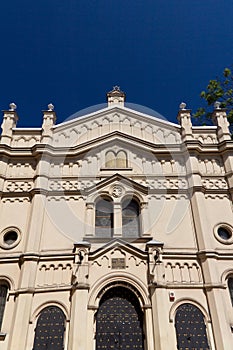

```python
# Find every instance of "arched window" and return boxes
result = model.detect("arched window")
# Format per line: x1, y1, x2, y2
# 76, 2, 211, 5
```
105, 150, 127, 168
32, 306, 65, 350
105, 151, 115, 168
122, 199, 140, 237
95, 198, 113, 237
116, 151, 127, 168
228, 277, 233, 306
0, 283, 8, 330
175, 303, 210, 350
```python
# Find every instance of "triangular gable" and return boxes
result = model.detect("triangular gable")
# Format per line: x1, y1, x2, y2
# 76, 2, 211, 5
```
52, 105, 181, 147
89, 238, 148, 260
85, 173, 148, 196
55, 105, 180, 131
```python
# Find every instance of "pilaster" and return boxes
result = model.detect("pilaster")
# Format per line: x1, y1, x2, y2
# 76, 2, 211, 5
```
177, 102, 193, 141
1, 103, 18, 146
68, 243, 90, 350
212, 102, 231, 142
41, 103, 56, 144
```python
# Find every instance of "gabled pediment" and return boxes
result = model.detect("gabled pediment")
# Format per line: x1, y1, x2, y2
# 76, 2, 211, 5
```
52, 105, 181, 147
85, 173, 148, 197
89, 238, 148, 261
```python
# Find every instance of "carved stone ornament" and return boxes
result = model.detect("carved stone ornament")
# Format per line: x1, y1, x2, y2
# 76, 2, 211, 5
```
110, 185, 124, 198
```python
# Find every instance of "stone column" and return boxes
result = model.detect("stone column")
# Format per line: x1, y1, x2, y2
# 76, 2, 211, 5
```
68, 287, 89, 350
150, 286, 174, 350
8, 154, 51, 349
144, 306, 155, 350
113, 202, 122, 237
85, 202, 95, 236
212, 104, 233, 201
140, 202, 151, 236
8, 258, 38, 350
68, 243, 90, 350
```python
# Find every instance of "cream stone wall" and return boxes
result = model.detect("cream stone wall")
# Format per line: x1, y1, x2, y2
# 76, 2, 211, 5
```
0, 94, 233, 349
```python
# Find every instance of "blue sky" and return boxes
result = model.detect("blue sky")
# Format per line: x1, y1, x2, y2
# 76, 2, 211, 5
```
1, 1, 233, 126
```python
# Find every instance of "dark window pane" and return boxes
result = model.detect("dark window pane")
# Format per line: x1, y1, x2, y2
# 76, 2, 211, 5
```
4, 231, 18, 245
228, 278, 233, 306
218, 227, 231, 240
122, 200, 140, 238
0, 285, 8, 330
95, 199, 113, 237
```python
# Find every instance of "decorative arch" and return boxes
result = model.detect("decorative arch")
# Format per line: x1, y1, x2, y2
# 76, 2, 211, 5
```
88, 272, 150, 309
30, 301, 69, 323
169, 298, 210, 323
221, 268, 233, 285
0, 275, 15, 290
221, 269, 233, 307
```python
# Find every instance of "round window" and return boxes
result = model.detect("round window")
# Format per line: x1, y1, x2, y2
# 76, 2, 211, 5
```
214, 224, 233, 244
0, 227, 21, 249
217, 227, 231, 240
3, 231, 18, 245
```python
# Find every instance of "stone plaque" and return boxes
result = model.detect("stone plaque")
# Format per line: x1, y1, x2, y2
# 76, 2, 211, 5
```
111, 258, 126, 269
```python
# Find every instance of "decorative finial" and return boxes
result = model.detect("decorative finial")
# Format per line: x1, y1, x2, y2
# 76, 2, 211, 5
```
48, 103, 54, 111
9, 102, 17, 111
112, 85, 121, 92
214, 101, 221, 110
179, 102, 186, 110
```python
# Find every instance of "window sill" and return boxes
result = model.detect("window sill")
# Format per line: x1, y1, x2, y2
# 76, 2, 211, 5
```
0, 332, 6, 341
83, 236, 152, 244
100, 168, 133, 171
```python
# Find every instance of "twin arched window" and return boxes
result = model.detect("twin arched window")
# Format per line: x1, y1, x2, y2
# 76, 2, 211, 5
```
105, 151, 127, 168
0, 283, 8, 331
95, 198, 140, 237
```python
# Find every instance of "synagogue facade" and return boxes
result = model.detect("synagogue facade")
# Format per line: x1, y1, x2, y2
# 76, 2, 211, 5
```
0, 88, 233, 349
